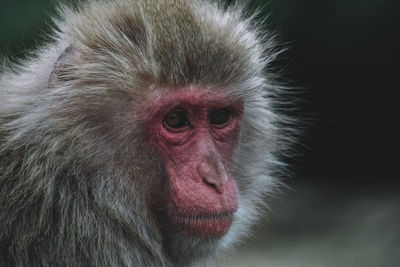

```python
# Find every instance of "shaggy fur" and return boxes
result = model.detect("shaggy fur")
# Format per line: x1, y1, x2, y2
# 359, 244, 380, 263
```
0, 0, 287, 266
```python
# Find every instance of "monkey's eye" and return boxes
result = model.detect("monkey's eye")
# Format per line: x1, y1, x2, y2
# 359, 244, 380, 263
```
209, 108, 231, 125
164, 111, 189, 128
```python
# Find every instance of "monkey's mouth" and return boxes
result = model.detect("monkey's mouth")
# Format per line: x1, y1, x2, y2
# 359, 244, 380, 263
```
170, 212, 234, 237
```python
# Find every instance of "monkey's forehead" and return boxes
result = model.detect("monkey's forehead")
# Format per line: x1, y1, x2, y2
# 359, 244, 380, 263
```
137, 87, 244, 117
60, 0, 269, 91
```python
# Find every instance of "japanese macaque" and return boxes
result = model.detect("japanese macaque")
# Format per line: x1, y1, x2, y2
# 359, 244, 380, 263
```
0, 0, 287, 266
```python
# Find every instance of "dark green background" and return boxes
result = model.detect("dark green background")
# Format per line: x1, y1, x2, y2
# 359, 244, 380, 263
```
0, 0, 398, 180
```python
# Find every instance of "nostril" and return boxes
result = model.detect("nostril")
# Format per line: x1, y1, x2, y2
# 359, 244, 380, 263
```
197, 161, 225, 193
202, 177, 217, 189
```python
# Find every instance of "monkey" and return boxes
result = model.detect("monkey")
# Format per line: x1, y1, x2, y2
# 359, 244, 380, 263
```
0, 0, 288, 266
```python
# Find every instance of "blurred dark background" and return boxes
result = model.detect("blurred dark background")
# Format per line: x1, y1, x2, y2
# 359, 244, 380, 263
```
1, 0, 399, 266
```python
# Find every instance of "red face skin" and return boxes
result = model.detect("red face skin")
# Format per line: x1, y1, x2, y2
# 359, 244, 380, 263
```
144, 89, 243, 238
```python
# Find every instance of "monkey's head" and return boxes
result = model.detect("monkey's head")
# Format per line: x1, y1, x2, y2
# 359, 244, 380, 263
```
0, 0, 286, 265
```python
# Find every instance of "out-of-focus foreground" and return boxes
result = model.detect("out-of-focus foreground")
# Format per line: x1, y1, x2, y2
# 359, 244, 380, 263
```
219, 179, 400, 267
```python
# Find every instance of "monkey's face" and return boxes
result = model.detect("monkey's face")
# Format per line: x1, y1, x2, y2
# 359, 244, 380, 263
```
144, 88, 243, 238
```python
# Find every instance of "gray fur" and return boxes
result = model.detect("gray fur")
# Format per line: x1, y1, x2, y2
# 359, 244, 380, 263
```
0, 0, 288, 266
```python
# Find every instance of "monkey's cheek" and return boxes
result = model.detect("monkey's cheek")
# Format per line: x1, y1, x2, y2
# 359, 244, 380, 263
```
170, 214, 233, 238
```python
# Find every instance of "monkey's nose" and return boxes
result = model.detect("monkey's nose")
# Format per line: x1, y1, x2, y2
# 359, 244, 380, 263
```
197, 161, 227, 194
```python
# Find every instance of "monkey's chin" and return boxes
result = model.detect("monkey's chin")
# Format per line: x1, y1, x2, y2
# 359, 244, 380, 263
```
170, 213, 234, 238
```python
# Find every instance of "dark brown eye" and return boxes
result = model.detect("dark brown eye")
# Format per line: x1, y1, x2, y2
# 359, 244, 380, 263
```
164, 111, 189, 128
209, 108, 230, 125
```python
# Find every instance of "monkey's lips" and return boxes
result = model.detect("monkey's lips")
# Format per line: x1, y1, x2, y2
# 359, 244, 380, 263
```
170, 212, 234, 237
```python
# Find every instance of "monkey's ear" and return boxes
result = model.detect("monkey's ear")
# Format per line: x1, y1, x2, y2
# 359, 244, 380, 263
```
48, 45, 82, 88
